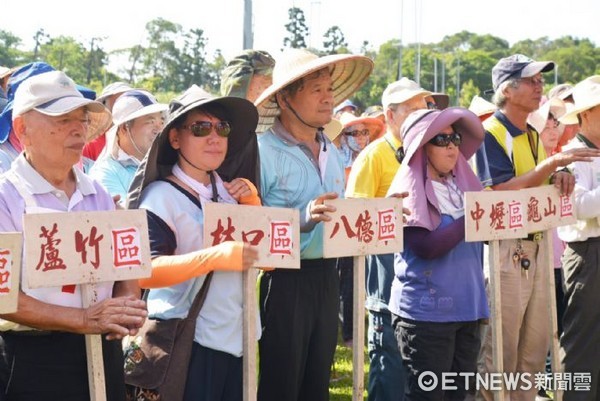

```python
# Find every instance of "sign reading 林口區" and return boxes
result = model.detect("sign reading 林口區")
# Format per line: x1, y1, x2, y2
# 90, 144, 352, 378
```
23, 210, 152, 288
322, 197, 403, 258
465, 185, 576, 242
203, 203, 300, 269
0, 233, 22, 314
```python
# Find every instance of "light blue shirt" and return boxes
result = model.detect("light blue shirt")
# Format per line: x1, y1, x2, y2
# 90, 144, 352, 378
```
258, 119, 345, 259
89, 149, 140, 206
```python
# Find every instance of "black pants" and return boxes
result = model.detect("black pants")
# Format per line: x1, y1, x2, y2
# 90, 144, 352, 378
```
183, 342, 243, 401
258, 258, 339, 401
393, 316, 481, 401
561, 240, 600, 401
337, 256, 353, 342
0, 331, 126, 401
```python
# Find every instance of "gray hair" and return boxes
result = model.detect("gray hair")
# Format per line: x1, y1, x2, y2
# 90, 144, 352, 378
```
492, 78, 520, 108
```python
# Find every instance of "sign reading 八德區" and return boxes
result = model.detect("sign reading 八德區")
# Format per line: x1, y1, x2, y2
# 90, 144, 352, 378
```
322, 197, 403, 258
23, 210, 152, 288
0, 233, 22, 314
465, 185, 576, 242
203, 203, 300, 269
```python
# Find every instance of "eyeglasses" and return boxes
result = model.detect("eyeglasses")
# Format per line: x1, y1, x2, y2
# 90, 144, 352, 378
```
344, 129, 370, 137
519, 77, 545, 87
429, 132, 462, 147
181, 121, 231, 137
547, 113, 560, 129
426, 101, 439, 110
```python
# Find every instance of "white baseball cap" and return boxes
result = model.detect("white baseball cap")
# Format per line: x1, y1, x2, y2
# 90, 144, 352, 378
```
382, 77, 432, 110
12, 70, 111, 141
104, 90, 167, 156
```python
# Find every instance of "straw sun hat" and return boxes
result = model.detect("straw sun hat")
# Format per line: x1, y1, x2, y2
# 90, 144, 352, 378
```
254, 49, 374, 132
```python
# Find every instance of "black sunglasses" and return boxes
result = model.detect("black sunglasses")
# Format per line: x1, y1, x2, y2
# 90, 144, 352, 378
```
429, 132, 462, 147
181, 121, 231, 137
344, 129, 370, 137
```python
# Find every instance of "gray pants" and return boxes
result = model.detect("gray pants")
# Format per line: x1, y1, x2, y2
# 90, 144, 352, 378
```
560, 240, 600, 401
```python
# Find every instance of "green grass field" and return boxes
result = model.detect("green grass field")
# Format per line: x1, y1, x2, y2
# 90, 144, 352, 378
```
329, 331, 370, 400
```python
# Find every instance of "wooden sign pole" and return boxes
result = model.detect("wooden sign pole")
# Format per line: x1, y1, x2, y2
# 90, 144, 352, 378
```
488, 240, 505, 401
243, 269, 258, 401
542, 232, 562, 401
82, 284, 107, 401
352, 256, 366, 401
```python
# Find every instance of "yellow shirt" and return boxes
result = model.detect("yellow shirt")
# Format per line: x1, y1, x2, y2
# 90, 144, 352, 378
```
477, 112, 548, 187
346, 132, 402, 198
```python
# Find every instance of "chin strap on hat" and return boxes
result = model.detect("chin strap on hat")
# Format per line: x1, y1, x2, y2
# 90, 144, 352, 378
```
282, 96, 328, 152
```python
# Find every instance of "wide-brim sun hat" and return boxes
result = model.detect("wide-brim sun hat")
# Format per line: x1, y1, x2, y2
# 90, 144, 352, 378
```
559, 75, 600, 125
323, 118, 343, 142
468, 95, 496, 118
97, 81, 133, 104
0, 66, 17, 80
127, 85, 258, 209
254, 49, 373, 132
11, 70, 111, 142
431, 93, 450, 110
103, 89, 168, 158
339, 111, 385, 141
527, 97, 566, 134
401, 107, 484, 166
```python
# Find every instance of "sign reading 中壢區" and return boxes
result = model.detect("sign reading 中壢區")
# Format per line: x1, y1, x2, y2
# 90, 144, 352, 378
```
465, 185, 576, 242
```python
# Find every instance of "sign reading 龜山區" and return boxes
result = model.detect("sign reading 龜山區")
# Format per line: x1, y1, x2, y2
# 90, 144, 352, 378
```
465, 185, 576, 242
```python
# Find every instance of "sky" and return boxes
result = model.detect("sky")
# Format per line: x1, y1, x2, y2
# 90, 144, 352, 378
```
2, 0, 599, 74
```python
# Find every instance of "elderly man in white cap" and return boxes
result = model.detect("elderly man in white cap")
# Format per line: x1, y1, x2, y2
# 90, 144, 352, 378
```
0, 70, 147, 400
344, 77, 444, 401
89, 90, 166, 206
254, 48, 373, 401
555, 75, 600, 401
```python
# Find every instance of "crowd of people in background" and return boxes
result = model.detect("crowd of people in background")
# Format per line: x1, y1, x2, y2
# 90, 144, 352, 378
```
0, 46, 599, 401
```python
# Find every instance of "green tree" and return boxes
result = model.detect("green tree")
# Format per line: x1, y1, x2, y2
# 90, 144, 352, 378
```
40, 36, 89, 82
459, 79, 479, 107
0, 29, 24, 67
140, 18, 183, 92
322, 26, 348, 55
283, 7, 309, 49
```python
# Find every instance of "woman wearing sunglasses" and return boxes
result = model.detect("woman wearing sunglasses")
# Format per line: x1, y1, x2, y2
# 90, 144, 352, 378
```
386, 108, 489, 401
127, 85, 262, 401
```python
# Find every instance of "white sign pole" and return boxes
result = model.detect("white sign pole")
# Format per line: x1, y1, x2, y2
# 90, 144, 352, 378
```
351, 255, 366, 401
488, 240, 504, 401
82, 284, 107, 401
243, 269, 258, 401
543, 232, 562, 401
